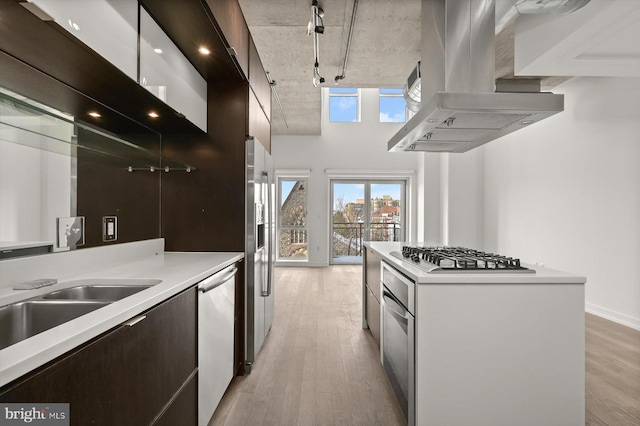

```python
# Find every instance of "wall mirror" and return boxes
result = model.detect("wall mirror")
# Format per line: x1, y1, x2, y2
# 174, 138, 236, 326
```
0, 87, 164, 259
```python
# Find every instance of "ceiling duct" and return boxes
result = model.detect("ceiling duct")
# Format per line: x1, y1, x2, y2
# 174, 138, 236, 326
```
388, 0, 566, 153
403, 61, 421, 113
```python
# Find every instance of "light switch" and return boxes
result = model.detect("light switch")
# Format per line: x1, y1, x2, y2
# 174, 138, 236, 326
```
103, 216, 117, 242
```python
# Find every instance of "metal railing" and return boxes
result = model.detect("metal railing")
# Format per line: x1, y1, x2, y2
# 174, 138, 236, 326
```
332, 222, 401, 258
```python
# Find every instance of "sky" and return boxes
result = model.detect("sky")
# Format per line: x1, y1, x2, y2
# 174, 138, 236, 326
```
329, 88, 406, 123
281, 181, 402, 210
332, 183, 402, 210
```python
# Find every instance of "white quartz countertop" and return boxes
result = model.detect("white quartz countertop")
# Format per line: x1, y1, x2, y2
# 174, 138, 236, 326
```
365, 242, 586, 284
0, 247, 243, 387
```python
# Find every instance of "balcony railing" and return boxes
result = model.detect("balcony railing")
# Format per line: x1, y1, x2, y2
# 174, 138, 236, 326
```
332, 222, 401, 259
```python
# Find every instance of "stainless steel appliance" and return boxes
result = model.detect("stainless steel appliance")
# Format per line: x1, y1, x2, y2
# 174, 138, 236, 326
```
198, 264, 238, 426
390, 245, 535, 273
381, 261, 415, 426
387, 0, 564, 153
245, 137, 275, 373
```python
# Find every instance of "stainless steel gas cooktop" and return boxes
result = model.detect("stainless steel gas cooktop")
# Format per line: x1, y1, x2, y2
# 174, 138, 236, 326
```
390, 246, 535, 274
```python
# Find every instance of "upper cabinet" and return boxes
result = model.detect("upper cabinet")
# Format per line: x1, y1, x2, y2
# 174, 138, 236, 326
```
139, 8, 207, 131
205, 0, 250, 79
31, 0, 138, 81
249, 37, 271, 123
29, 0, 207, 132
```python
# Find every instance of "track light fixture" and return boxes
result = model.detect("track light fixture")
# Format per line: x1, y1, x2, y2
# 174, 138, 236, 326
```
308, 0, 325, 87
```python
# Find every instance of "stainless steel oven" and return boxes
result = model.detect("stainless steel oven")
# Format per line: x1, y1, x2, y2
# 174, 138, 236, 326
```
381, 261, 415, 425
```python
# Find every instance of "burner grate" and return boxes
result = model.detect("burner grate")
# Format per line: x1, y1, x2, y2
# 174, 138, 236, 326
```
396, 246, 534, 273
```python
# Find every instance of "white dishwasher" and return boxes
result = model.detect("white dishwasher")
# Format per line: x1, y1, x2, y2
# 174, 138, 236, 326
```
198, 264, 237, 426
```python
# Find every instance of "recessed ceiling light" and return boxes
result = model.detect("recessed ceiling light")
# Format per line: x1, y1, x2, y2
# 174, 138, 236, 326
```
88, 111, 101, 118
198, 46, 210, 55
520, 120, 534, 125
148, 111, 159, 118
154, 48, 163, 54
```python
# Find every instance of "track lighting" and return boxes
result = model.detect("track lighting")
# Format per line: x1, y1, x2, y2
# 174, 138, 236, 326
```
308, 0, 325, 87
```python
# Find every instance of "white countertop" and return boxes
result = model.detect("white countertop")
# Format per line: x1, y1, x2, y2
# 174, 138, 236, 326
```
0, 241, 54, 251
365, 242, 586, 284
0, 241, 243, 387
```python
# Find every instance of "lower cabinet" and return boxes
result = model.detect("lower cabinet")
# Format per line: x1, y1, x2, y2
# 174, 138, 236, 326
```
364, 247, 382, 347
0, 287, 197, 426
366, 286, 381, 344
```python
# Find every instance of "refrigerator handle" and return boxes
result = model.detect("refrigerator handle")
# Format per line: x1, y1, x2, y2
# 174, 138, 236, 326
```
262, 171, 273, 297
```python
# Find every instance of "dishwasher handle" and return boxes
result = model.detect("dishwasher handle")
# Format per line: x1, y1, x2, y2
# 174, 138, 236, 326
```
199, 266, 238, 293
382, 290, 411, 320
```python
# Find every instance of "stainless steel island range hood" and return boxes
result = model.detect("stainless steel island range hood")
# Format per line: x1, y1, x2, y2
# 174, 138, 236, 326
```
388, 0, 564, 153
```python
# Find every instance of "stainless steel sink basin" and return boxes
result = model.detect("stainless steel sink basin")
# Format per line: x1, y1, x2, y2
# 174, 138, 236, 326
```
0, 278, 162, 350
0, 300, 109, 350
41, 285, 152, 301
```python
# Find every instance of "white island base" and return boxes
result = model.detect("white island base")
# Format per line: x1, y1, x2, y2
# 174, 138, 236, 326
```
365, 242, 586, 426
415, 282, 584, 426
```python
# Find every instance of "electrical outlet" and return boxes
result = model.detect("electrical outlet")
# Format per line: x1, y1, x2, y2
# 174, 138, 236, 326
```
103, 216, 117, 242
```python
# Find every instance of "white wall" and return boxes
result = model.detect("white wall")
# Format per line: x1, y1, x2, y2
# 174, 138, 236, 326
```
272, 88, 419, 266
481, 77, 640, 329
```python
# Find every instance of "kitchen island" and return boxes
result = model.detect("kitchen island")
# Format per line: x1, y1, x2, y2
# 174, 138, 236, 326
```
364, 241, 586, 426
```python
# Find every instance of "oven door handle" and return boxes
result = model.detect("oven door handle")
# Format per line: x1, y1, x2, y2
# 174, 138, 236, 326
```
382, 290, 411, 320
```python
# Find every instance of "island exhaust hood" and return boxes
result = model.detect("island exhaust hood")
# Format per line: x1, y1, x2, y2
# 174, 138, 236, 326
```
388, 0, 564, 153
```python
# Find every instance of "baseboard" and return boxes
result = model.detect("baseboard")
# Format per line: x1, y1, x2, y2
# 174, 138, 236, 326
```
586, 303, 640, 331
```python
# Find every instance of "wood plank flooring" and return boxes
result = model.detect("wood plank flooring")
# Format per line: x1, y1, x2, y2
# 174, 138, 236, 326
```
586, 313, 640, 426
210, 265, 640, 426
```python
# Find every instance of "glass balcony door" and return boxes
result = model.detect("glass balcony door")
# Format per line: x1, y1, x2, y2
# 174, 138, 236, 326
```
331, 180, 405, 264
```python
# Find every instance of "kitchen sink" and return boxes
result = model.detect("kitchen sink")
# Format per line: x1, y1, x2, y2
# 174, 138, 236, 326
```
0, 300, 109, 351
41, 285, 153, 301
0, 278, 162, 350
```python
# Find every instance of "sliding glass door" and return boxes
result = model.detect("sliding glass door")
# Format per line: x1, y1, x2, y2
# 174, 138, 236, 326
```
331, 180, 405, 264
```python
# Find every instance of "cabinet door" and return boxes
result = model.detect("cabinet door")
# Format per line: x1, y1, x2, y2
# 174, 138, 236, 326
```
249, 90, 271, 153
206, 0, 249, 78
365, 248, 382, 299
0, 288, 197, 426
249, 37, 271, 121
366, 286, 381, 346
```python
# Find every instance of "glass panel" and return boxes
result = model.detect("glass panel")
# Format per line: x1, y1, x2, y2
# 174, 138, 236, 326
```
370, 183, 403, 242
329, 95, 358, 122
328, 88, 359, 123
330, 87, 358, 94
331, 182, 365, 263
380, 88, 404, 94
32, 0, 138, 81
380, 88, 407, 123
139, 8, 207, 131
278, 179, 307, 260
0, 87, 162, 256
380, 96, 407, 123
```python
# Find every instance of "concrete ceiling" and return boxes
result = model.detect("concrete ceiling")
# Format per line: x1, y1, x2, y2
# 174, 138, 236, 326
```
238, 0, 640, 137
238, 0, 422, 136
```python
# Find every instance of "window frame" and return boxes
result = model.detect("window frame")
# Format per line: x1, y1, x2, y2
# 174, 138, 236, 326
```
276, 176, 309, 262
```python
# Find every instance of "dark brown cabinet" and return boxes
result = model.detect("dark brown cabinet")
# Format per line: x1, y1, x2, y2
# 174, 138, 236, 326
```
0, 288, 197, 426
206, 0, 250, 78
364, 248, 382, 346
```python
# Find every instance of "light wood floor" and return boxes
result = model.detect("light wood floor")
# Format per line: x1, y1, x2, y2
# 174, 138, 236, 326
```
210, 265, 640, 426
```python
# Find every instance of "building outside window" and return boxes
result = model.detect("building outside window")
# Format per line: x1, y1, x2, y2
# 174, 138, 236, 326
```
379, 88, 407, 123
328, 87, 360, 122
278, 178, 308, 260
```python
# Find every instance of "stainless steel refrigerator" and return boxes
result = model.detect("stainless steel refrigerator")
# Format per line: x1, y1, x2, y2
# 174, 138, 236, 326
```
245, 137, 275, 373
